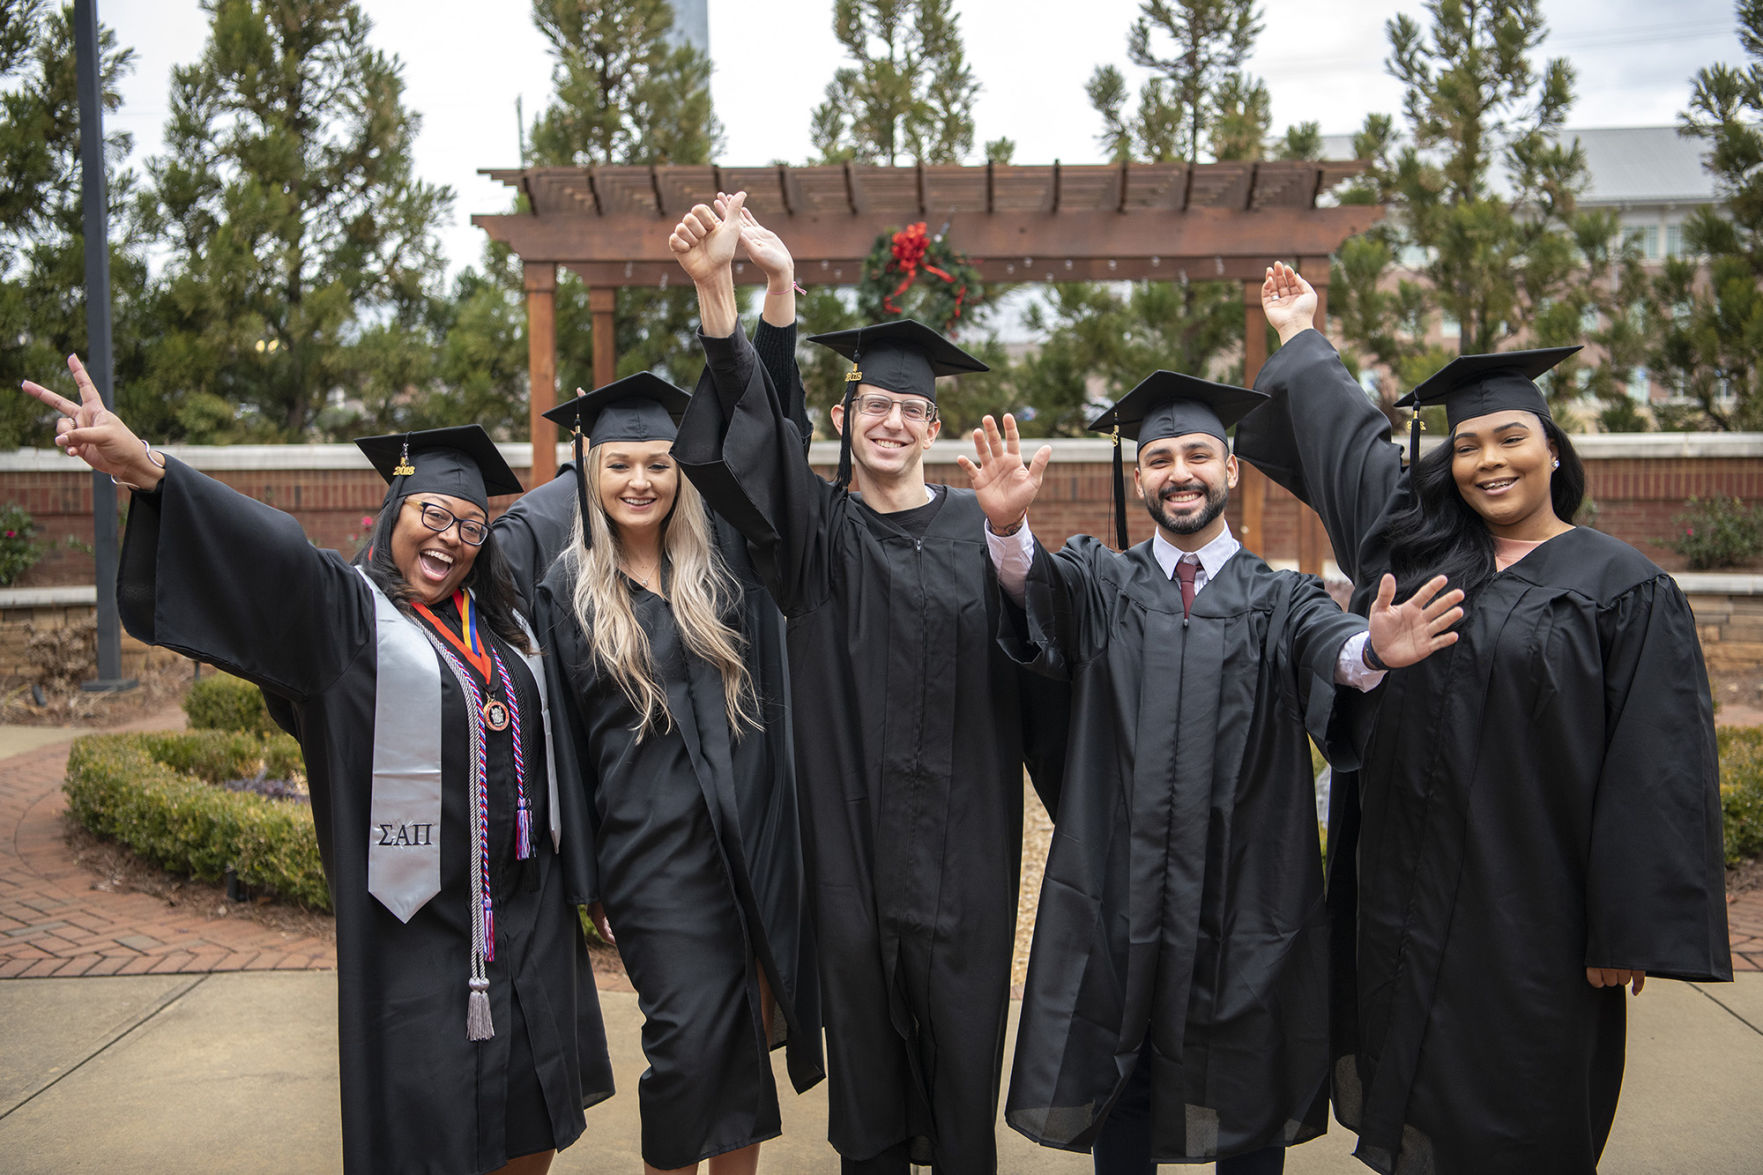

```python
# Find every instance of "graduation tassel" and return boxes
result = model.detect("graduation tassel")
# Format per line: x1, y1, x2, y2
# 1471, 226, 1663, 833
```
572, 423, 592, 548
467, 975, 493, 1041
1408, 412, 1424, 469
834, 385, 857, 489
1111, 426, 1128, 551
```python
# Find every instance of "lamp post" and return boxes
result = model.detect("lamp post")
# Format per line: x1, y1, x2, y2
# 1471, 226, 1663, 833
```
75, 0, 135, 694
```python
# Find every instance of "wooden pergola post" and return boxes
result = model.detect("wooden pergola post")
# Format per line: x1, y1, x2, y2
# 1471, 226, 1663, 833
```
589, 286, 617, 390
524, 261, 558, 486
1296, 258, 1331, 577
1239, 280, 1269, 551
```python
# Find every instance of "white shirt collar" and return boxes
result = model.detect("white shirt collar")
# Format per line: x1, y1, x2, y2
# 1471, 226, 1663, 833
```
1152, 522, 1240, 583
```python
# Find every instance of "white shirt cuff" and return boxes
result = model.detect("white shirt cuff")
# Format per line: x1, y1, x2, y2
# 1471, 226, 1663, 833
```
985, 520, 1035, 605
1336, 630, 1387, 691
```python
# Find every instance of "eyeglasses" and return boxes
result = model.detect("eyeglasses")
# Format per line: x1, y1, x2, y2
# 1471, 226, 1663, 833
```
409, 500, 489, 546
853, 393, 937, 424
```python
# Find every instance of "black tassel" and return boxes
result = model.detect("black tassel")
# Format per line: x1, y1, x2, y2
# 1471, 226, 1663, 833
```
1407, 413, 1423, 469
572, 428, 592, 548
1111, 427, 1128, 551
835, 387, 855, 490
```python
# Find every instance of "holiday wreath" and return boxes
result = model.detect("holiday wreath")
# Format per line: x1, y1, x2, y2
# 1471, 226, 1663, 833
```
857, 221, 982, 333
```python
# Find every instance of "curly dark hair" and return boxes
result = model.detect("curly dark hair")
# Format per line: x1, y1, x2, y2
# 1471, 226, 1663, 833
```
353, 494, 533, 654
1379, 415, 1586, 598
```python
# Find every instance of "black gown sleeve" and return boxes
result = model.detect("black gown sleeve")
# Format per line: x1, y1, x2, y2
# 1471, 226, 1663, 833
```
996, 535, 1115, 681
752, 317, 813, 455
1238, 328, 1406, 585
536, 575, 601, 907
1280, 575, 1372, 769
673, 328, 841, 615
116, 456, 370, 702
492, 465, 582, 608
1584, 576, 1732, 982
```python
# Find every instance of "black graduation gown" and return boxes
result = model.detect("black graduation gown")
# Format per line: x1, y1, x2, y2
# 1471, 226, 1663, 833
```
535, 507, 824, 1169
1238, 329, 1733, 1175
675, 328, 1035, 1172
115, 459, 614, 1175
1001, 535, 1361, 1161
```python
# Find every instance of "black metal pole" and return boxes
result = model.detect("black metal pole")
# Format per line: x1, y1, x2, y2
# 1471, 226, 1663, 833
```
75, 0, 134, 693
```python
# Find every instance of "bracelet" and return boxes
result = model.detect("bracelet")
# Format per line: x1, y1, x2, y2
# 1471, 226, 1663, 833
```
988, 516, 1026, 538
1362, 636, 1389, 672
767, 281, 806, 296
111, 438, 166, 492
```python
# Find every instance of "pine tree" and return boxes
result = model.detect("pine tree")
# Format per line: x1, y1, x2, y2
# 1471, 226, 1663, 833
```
1646, 0, 1763, 430
1009, 0, 1277, 437
1330, 0, 1637, 425
0, 0, 152, 448
810, 0, 979, 166
143, 0, 452, 440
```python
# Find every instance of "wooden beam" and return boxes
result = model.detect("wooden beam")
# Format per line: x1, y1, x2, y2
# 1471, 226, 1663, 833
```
524, 262, 557, 486
472, 205, 1385, 273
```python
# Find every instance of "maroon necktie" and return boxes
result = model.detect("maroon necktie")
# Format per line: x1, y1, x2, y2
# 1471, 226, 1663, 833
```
1175, 555, 1198, 619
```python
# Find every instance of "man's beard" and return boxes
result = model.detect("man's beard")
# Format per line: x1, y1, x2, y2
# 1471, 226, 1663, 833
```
1145, 480, 1229, 535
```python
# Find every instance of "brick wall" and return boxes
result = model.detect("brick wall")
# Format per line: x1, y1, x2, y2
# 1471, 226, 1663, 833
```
4, 437, 1762, 588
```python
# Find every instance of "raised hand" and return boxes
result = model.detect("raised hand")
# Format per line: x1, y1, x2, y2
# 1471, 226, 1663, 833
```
21, 355, 163, 490
714, 192, 794, 288
1262, 261, 1318, 345
669, 189, 747, 286
955, 413, 1052, 534
1365, 573, 1464, 669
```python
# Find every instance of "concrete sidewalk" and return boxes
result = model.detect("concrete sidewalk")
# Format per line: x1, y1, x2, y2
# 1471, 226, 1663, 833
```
1, 971, 1759, 1173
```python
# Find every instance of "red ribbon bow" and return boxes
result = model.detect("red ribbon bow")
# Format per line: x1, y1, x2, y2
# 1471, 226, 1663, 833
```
884, 221, 966, 320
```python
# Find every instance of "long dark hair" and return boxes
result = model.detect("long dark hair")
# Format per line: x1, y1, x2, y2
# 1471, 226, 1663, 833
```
353, 495, 533, 654
1380, 415, 1586, 597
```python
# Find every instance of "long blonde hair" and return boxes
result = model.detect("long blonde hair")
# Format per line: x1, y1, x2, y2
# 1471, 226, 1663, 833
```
563, 442, 759, 739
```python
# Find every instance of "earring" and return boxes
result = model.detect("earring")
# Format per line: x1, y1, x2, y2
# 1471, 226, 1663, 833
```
1552, 458, 1560, 469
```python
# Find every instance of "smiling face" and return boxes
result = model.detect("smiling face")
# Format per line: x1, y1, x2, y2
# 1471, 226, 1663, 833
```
390, 492, 485, 605
1449, 410, 1563, 539
1133, 433, 1237, 547
831, 383, 942, 481
596, 440, 679, 538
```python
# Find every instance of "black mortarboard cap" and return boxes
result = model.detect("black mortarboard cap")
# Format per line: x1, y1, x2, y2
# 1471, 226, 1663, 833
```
1087, 372, 1268, 550
540, 372, 691, 548
1394, 346, 1580, 465
806, 319, 989, 487
354, 425, 523, 510
540, 372, 691, 445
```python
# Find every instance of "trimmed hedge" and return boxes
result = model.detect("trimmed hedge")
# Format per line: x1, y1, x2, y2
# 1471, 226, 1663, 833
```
183, 672, 278, 736
64, 731, 329, 911
1720, 726, 1763, 867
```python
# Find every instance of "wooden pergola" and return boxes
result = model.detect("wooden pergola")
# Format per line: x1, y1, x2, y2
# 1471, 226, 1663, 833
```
473, 160, 1384, 568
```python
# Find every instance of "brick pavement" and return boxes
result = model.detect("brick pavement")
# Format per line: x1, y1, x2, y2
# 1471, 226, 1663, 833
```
1, 711, 334, 979
1729, 887, 1763, 973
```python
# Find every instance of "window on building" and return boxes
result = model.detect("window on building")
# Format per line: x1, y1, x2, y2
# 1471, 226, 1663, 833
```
1625, 224, 1661, 260
1441, 311, 1461, 338
1666, 223, 1685, 257
1628, 365, 1650, 403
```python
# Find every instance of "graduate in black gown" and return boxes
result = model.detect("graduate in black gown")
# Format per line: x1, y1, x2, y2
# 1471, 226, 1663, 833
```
534, 356, 822, 1174
1235, 263, 1732, 1175
958, 386, 1461, 1175
667, 192, 1050, 1174
21, 359, 613, 1175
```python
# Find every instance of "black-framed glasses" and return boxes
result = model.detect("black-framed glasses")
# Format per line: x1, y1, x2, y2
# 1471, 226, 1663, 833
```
853, 393, 937, 423
409, 500, 489, 546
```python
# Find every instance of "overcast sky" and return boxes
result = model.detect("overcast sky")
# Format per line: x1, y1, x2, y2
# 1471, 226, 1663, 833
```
99, 0, 1745, 277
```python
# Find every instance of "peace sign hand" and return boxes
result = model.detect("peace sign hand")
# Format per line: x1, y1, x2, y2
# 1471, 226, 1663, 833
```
20, 355, 163, 490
